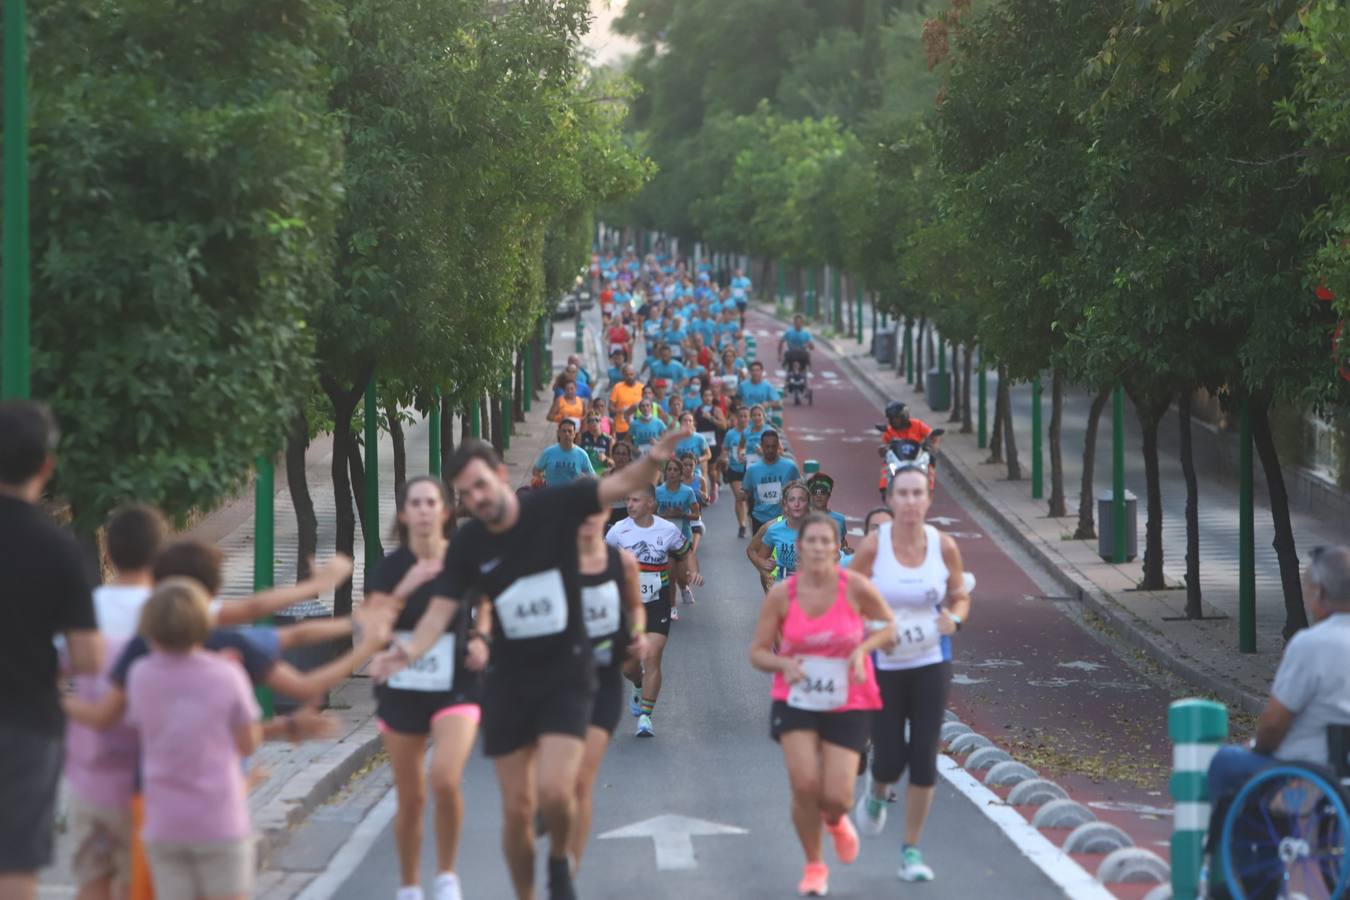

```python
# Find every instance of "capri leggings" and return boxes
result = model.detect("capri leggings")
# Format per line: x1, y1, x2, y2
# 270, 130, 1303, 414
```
870, 661, 951, 788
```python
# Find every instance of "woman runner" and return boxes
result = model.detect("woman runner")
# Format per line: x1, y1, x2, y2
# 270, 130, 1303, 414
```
848, 464, 971, 883
747, 481, 811, 592
366, 476, 486, 900
749, 513, 896, 897
656, 457, 700, 613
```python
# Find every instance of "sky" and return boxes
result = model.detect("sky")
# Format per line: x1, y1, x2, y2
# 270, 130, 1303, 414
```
584, 0, 639, 66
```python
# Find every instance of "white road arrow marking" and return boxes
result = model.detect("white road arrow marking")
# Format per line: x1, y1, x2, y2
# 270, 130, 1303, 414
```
952, 674, 989, 686
1058, 660, 1106, 673
599, 814, 748, 870
927, 516, 961, 526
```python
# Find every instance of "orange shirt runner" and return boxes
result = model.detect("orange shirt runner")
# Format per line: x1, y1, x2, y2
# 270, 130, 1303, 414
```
609, 381, 644, 435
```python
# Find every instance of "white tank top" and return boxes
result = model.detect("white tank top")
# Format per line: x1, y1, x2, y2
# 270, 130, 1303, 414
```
870, 523, 949, 670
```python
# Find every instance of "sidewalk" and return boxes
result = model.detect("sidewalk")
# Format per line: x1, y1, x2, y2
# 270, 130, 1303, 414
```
760, 296, 1344, 714
40, 308, 603, 897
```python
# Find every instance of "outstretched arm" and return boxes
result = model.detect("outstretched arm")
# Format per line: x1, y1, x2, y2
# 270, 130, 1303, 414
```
213, 555, 354, 626
597, 426, 688, 507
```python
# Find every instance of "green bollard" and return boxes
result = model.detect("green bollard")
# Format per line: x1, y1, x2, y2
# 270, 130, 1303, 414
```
575, 312, 584, 355
977, 356, 988, 449
1112, 386, 1127, 564
1169, 699, 1227, 899
252, 455, 275, 717
855, 284, 864, 345
904, 323, 914, 384
500, 376, 511, 452
803, 459, 820, 476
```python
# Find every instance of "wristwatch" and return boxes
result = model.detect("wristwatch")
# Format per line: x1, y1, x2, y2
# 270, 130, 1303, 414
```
949, 612, 964, 631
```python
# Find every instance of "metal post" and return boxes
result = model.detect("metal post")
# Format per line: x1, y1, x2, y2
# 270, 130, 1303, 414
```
363, 378, 382, 571
977, 353, 988, 449
470, 400, 482, 438
2, 0, 31, 399
500, 375, 511, 451
777, 261, 786, 306
806, 265, 816, 318
429, 389, 441, 477
1239, 398, 1256, 653
1112, 386, 1127, 564
575, 307, 584, 354
1169, 699, 1227, 899
1031, 375, 1043, 499
904, 322, 914, 384
938, 339, 947, 375
832, 267, 842, 328
855, 284, 864, 345
252, 455, 275, 717
871, 299, 877, 338
523, 347, 532, 413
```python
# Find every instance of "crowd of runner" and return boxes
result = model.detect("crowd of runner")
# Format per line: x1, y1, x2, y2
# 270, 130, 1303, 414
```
1, 245, 974, 900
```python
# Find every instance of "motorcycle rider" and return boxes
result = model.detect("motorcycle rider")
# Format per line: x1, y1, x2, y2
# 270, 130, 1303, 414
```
877, 402, 939, 498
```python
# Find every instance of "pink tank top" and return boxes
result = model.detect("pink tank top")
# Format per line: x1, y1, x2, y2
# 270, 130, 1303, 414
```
770, 569, 882, 712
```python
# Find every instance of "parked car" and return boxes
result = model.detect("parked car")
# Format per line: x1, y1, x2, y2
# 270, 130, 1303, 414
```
552, 292, 578, 320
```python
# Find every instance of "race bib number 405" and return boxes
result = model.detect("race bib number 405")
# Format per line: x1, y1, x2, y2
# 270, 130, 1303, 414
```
787, 656, 850, 711
496, 569, 569, 640
581, 582, 621, 640
878, 608, 942, 665
638, 570, 664, 604
388, 632, 454, 692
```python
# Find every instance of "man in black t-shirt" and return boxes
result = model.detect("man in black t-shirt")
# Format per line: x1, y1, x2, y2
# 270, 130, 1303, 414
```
0, 401, 101, 894
372, 427, 688, 900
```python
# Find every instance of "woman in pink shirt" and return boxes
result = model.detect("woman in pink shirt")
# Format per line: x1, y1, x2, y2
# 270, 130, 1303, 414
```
124, 578, 261, 900
749, 513, 896, 898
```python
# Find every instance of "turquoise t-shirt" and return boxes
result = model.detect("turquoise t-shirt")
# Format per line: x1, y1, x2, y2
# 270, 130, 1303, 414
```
647, 359, 686, 384
629, 415, 666, 449
743, 457, 801, 522
724, 428, 748, 473
534, 444, 596, 486
783, 328, 813, 351
655, 483, 698, 540
738, 380, 780, 407
829, 510, 848, 543
731, 276, 753, 302
763, 516, 799, 580
675, 433, 710, 460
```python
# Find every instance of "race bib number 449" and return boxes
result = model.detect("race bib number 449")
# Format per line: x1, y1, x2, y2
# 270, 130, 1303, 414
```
496, 569, 569, 640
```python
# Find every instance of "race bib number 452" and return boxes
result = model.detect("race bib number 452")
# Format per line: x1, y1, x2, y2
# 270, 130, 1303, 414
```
756, 481, 782, 505
496, 569, 569, 640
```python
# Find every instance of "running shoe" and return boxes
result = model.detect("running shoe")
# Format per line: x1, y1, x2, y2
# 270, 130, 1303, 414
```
636, 713, 655, 737
825, 815, 859, 864
396, 888, 424, 900
681, 585, 695, 605
630, 689, 643, 718
670, 605, 680, 621
738, 524, 747, 538
433, 872, 462, 900
797, 862, 829, 896
547, 856, 577, 900
898, 845, 934, 882
854, 781, 888, 837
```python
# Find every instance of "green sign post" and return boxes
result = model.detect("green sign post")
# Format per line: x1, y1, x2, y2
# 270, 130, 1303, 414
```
977, 352, 988, 449
252, 455, 275, 717
429, 388, 441, 477
363, 379, 382, 572
1031, 375, 1043, 500
2, 0, 30, 400
1112, 386, 1127, 564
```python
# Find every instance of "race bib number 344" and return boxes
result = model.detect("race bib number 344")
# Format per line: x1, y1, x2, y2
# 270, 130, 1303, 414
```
496, 569, 569, 640
787, 656, 849, 711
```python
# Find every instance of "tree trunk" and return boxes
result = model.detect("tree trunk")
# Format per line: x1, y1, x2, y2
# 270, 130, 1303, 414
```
948, 344, 962, 424
487, 394, 502, 455
915, 318, 926, 392
1073, 388, 1111, 540
285, 410, 317, 582
988, 365, 1006, 465
1001, 367, 1021, 480
461, 400, 473, 444
961, 345, 973, 434
385, 402, 406, 500
1135, 393, 1170, 591
440, 394, 456, 478
1047, 369, 1067, 516
1250, 399, 1309, 638
1179, 390, 1202, 618
321, 373, 368, 617
513, 350, 526, 423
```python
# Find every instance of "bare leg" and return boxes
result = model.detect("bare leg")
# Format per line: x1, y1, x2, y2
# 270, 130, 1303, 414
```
428, 713, 478, 875
780, 731, 825, 864
0, 873, 37, 900
382, 729, 430, 889
819, 743, 861, 826
535, 734, 587, 863
568, 726, 612, 868
641, 634, 667, 707
493, 745, 538, 900
75, 879, 113, 900
904, 784, 937, 845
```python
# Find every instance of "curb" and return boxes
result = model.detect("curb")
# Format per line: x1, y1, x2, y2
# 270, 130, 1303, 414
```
756, 302, 1265, 715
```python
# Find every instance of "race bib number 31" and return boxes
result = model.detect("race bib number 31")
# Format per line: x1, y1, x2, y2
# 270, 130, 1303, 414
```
638, 570, 664, 604
388, 632, 454, 692
787, 656, 849, 711
496, 569, 569, 640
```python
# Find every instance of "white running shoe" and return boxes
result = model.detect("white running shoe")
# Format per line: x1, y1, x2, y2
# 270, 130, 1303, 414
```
396, 887, 425, 900
854, 780, 888, 837
681, 585, 695, 605
433, 872, 462, 900
898, 846, 934, 882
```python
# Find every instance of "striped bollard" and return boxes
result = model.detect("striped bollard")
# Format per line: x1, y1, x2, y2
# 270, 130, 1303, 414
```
1169, 698, 1227, 899
803, 459, 820, 475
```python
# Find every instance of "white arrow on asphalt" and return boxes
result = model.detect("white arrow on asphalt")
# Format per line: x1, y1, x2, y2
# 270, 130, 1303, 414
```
927, 516, 961, 526
951, 674, 989, 686
598, 814, 748, 870
1058, 660, 1106, 673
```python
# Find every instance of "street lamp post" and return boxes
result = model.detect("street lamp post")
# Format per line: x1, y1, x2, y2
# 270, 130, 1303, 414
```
252, 454, 275, 717
2, 0, 31, 400
1112, 386, 1127, 564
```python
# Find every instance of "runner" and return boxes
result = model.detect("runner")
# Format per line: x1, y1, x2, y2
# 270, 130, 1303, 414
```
740, 429, 802, 536
608, 365, 644, 440
605, 484, 698, 738
547, 379, 586, 427
848, 464, 972, 883
570, 510, 645, 869
605, 441, 635, 529
729, 268, 753, 320
737, 361, 782, 410
841, 507, 893, 568
627, 396, 667, 456
577, 414, 613, 474
806, 472, 851, 554
674, 410, 712, 499
655, 457, 700, 610
722, 406, 753, 537
531, 421, 596, 488
365, 476, 485, 900
749, 512, 896, 897
370, 429, 688, 900
747, 481, 811, 592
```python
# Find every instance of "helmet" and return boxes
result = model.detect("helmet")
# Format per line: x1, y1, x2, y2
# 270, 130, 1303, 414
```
885, 401, 908, 420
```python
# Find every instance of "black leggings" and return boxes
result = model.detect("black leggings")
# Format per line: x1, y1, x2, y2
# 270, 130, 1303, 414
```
870, 661, 951, 788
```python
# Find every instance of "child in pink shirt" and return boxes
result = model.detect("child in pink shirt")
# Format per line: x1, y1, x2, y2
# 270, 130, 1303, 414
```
124, 578, 261, 900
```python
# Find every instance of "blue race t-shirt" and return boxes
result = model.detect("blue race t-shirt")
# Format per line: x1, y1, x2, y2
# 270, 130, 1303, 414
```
763, 516, 800, 580
731, 276, 753, 302
828, 510, 848, 543
743, 457, 801, 522
675, 433, 709, 460
647, 359, 686, 384
629, 415, 666, 449
738, 380, 780, 407
534, 444, 596, 486
783, 328, 812, 351
655, 483, 698, 540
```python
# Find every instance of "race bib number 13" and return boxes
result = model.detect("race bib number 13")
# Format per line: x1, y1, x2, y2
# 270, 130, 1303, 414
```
496, 569, 569, 640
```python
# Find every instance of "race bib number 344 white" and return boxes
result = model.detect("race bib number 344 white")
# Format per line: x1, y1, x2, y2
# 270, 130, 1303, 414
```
496, 569, 569, 640
388, 632, 454, 692
787, 656, 850, 711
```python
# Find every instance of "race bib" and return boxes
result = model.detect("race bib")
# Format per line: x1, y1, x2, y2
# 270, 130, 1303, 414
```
638, 570, 664, 604
698, 430, 716, 447
787, 656, 850, 711
747, 452, 763, 467
719, 375, 739, 390
387, 632, 454, 692
878, 607, 942, 664
756, 481, 782, 505
581, 582, 621, 640
496, 569, 568, 640
733, 288, 747, 300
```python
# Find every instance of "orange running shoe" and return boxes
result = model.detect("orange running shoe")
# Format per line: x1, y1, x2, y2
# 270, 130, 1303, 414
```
797, 862, 829, 896
825, 814, 859, 864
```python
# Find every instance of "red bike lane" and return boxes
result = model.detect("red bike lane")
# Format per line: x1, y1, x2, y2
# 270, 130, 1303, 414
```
747, 309, 1178, 875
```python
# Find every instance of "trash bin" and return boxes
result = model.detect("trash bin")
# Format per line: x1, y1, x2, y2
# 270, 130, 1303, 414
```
270, 598, 343, 713
873, 330, 897, 365
926, 369, 951, 412
1096, 490, 1138, 562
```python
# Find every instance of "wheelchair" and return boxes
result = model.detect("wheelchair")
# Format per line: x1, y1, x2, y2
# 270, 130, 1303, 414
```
1211, 725, 1350, 899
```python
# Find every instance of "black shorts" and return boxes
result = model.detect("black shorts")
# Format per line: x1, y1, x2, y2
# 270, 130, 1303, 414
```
374, 683, 480, 736
643, 589, 673, 637
0, 727, 64, 871
481, 668, 596, 758
724, 468, 744, 485
769, 700, 871, 755
751, 515, 772, 536
590, 667, 624, 734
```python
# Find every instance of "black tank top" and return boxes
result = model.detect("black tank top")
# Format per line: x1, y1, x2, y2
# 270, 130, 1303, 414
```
577, 546, 628, 672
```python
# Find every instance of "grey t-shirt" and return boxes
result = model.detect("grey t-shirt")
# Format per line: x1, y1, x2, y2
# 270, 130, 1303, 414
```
1271, 613, 1350, 766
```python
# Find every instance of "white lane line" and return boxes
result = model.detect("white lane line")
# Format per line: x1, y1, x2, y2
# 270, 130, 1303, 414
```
938, 755, 1115, 899
293, 786, 398, 900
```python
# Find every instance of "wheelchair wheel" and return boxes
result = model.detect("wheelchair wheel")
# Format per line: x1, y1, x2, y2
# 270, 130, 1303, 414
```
1220, 765, 1350, 899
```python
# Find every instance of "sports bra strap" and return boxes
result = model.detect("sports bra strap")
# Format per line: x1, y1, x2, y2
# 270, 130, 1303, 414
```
787, 572, 799, 608
836, 567, 848, 602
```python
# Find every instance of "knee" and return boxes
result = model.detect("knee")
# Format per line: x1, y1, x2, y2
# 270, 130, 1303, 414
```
396, 787, 428, 822
501, 788, 535, 829
789, 773, 822, 803
429, 772, 461, 804
537, 777, 574, 814
820, 792, 850, 821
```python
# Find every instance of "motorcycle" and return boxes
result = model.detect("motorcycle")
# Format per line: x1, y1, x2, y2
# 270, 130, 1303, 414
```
875, 424, 944, 496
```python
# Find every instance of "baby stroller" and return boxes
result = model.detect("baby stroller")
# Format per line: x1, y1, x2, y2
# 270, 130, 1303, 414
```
785, 358, 812, 406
